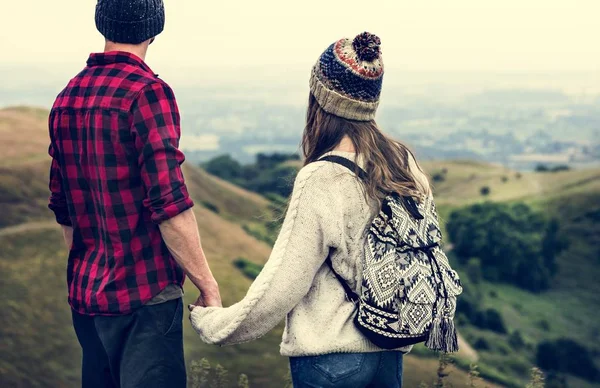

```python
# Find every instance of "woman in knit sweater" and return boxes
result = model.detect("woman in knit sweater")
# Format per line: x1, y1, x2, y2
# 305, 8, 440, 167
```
191, 32, 432, 387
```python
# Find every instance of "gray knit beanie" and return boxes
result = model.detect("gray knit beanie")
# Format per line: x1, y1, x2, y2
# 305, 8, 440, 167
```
95, 0, 165, 44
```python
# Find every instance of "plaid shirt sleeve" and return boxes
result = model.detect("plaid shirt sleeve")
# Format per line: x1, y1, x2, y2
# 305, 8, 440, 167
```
48, 142, 73, 226
131, 81, 194, 224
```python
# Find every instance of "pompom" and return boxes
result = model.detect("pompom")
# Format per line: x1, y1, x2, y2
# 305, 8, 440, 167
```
352, 32, 382, 62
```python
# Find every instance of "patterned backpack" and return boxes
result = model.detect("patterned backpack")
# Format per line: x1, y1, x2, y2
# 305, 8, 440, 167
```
321, 156, 463, 353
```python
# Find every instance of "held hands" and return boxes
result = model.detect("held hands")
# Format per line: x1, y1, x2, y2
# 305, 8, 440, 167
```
188, 278, 222, 311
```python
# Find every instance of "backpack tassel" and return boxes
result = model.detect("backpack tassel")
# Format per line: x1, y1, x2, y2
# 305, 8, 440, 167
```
425, 315, 443, 351
426, 315, 459, 353
441, 316, 459, 353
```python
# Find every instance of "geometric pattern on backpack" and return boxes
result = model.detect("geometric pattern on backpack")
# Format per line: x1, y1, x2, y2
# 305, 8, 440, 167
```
356, 193, 463, 352
318, 155, 463, 353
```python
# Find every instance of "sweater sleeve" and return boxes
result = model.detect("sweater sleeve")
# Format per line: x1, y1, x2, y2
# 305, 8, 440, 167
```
190, 164, 341, 345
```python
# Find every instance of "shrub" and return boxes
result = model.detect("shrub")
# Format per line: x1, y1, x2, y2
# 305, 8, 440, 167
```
534, 164, 570, 173
435, 353, 452, 388
432, 172, 446, 183
526, 367, 545, 388
551, 165, 570, 172
201, 201, 220, 214
537, 319, 551, 331
508, 330, 525, 349
480, 186, 491, 196
189, 358, 251, 388
483, 308, 507, 334
516, 172, 523, 179
474, 337, 490, 350
242, 224, 276, 245
467, 307, 507, 334
468, 364, 480, 387
501, 176, 509, 183
536, 338, 600, 382
233, 258, 263, 280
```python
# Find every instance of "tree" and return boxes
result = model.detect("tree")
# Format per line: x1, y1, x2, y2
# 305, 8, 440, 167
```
203, 154, 242, 181
203, 153, 300, 199
480, 186, 491, 196
536, 164, 550, 172
508, 330, 525, 349
447, 202, 562, 291
541, 219, 566, 276
536, 339, 599, 382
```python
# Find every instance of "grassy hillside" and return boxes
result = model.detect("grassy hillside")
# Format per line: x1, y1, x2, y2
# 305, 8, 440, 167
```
0, 107, 490, 387
209, 154, 600, 386
0, 106, 51, 167
0, 107, 52, 228
0, 223, 492, 387
422, 160, 600, 387
424, 159, 600, 206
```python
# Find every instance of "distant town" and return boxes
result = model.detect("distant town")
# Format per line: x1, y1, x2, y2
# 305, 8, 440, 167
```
2, 78, 598, 171
176, 88, 600, 170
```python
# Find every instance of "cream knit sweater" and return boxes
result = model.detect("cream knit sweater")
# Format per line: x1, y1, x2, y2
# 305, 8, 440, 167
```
190, 151, 425, 356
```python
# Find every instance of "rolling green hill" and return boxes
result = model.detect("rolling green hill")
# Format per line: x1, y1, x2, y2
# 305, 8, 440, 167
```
0, 107, 490, 388
424, 159, 600, 206
422, 160, 600, 387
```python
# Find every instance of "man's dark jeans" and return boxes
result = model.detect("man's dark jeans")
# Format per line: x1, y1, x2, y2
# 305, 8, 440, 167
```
72, 298, 186, 388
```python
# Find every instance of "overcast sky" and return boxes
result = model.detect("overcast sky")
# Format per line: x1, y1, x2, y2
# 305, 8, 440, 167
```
0, 0, 598, 90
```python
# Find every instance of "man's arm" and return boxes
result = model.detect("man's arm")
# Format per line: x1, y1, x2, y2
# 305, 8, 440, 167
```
48, 142, 74, 241
132, 81, 221, 307
159, 209, 221, 307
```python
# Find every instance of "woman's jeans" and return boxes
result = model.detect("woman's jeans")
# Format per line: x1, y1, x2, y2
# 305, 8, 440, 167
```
290, 352, 403, 388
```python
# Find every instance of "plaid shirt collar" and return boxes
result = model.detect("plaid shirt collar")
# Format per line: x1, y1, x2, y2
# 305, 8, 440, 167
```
86, 51, 157, 76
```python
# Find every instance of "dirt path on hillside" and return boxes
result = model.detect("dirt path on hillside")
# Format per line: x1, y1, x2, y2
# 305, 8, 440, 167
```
457, 333, 479, 362
0, 221, 58, 238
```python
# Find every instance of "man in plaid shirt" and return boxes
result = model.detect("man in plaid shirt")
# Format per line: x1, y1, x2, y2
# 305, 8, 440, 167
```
48, 1, 221, 387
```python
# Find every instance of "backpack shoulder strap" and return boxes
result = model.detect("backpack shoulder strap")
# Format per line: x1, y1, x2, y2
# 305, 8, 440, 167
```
318, 155, 365, 303
320, 154, 423, 219
319, 155, 368, 181
325, 251, 359, 303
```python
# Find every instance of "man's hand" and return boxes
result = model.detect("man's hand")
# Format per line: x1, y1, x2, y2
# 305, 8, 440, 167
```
191, 280, 222, 309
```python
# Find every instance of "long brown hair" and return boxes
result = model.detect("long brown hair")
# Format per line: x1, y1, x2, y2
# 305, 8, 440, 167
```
302, 93, 431, 201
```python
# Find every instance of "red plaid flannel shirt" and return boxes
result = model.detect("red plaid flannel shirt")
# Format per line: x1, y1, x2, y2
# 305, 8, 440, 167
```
48, 52, 193, 315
